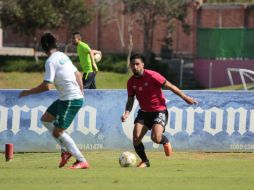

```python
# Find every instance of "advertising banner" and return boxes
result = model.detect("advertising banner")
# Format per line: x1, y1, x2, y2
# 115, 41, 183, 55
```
0, 90, 254, 152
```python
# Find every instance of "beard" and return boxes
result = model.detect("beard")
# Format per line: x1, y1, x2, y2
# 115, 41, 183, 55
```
133, 69, 143, 77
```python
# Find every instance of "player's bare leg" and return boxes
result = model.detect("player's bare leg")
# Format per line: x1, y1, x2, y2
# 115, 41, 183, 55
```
41, 112, 71, 167
151, 124, 172, 156
53, 127, 89, 169
42, 112, 88, 169
133, 123, 150, 167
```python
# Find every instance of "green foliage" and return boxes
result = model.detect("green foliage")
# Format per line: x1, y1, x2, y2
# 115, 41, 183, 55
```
71, 54, 128, 74
98, 60, 128, 73
0, 56, 45, 72
0, 53, 178, 85
205, 0, 254, 2
145, 53, 178, 84
0, 54, 128, 74
97, 0, 190, 60
1, 0, 61, 36
52, 0, 93, 41
122, 0, 191, 57
0, 0, 93, 45
96, 54, 128, 73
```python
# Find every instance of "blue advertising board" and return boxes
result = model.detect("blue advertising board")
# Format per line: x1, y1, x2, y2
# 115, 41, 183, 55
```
0, 90, 254, 152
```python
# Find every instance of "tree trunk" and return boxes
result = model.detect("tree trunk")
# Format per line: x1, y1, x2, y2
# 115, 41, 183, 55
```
33, 35, 39, 63
64, 29, 71, 53
127, 15, 134, 72
143, 18, 153, 64
113, 0, 125, 50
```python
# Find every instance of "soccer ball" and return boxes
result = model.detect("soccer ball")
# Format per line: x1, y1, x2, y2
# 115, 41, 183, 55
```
119, 151, 136, 167
94, 53, 102, 63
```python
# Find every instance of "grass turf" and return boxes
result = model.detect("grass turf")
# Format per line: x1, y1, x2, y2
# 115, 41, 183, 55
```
0, 151, 254, 190
0, 71, 131, 89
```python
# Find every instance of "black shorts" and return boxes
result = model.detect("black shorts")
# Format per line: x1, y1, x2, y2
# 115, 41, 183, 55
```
82, 72, 96, 89
134, 109, 168, 130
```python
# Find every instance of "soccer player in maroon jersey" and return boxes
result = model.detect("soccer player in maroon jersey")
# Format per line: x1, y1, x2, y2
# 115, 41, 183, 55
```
121, 54, 197, 168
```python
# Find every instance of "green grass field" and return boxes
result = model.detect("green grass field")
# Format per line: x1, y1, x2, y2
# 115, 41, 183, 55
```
0, 72, 131, 89
0, 151, 254, 190
1, 71, 250, 90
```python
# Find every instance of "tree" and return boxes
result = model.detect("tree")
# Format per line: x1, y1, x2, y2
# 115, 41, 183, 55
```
204, 0, 254, 2
94, 0, 191, 67
164, 1, 191, 52
95, 0, 135, 69
94, 0, 126, 50
1, 0, 62, 48
122, 0, 191, 61
0, 0, 93, 53
52, 0, 93, 52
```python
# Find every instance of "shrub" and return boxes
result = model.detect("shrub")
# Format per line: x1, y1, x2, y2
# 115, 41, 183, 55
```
70, 53, 128, 73
0, 54, 128, 73
96, 53, 128, 73
0, 56, 45, 72
145, 52, 178, 85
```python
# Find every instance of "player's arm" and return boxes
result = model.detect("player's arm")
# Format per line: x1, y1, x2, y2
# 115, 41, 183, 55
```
163, 80, 197, 105
92, 49, 102, 55
75, 71, 84, 94
121, 96, 134, 122
19, 81, 53, 98
89, 50, 99, 73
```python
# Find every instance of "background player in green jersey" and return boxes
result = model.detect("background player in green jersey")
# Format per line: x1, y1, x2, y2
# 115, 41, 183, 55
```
72, 32, 101, 89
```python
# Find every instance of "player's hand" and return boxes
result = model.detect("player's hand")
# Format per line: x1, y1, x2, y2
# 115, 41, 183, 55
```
80, 88, 84, 95
184, 95, 198, 105
19, 90, 30, 98
121, 111, 129, 122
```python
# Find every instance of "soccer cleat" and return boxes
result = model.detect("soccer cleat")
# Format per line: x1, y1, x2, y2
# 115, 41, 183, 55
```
137, 161, 150, 168
69, 161, 89, 169
163, 142, 173, 157
59, 152, 72, 168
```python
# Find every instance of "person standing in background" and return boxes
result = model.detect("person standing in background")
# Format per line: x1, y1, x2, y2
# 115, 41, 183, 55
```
72, 32, 101, 89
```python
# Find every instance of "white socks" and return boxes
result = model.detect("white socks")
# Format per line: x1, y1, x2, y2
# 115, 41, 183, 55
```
42, 121, 86, 162
42, 121, 68, 152
57, 133, 86, 162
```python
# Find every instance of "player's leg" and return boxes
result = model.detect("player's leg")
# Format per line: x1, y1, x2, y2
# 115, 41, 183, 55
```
133, 110, 151, 167
41, 101, 68, 153
88, 72, 96, 89
133, 110, 150, 167
41, 111, 72, 168
83, 72, 96, 89
52, 127, 88, 169
151, 124, 167, 144
133, 123, 150, 167
151, 124, 172, 156
41, 100, 75, 167
53, 99, 89, 169
150, 111, 172, 156
82, 72, 89, 89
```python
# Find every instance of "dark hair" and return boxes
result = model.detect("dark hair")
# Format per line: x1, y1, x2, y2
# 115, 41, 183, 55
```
40, 32, 57, 52
130, 53, 145, 63
72, 31, 80, 35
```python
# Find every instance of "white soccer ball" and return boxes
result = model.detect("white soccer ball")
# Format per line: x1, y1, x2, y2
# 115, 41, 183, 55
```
119, 151, 136, 167
94, 53, 102, 63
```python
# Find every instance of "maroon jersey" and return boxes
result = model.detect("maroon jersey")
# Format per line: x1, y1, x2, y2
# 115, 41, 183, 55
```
127, 69, 167, 112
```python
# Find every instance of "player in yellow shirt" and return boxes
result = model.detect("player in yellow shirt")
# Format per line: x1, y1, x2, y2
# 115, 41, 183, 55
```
72, 32, 101, 89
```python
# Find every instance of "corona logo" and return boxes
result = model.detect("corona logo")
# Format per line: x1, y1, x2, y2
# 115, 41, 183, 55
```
121, 99, 254, 147
0, 105, 99, 136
